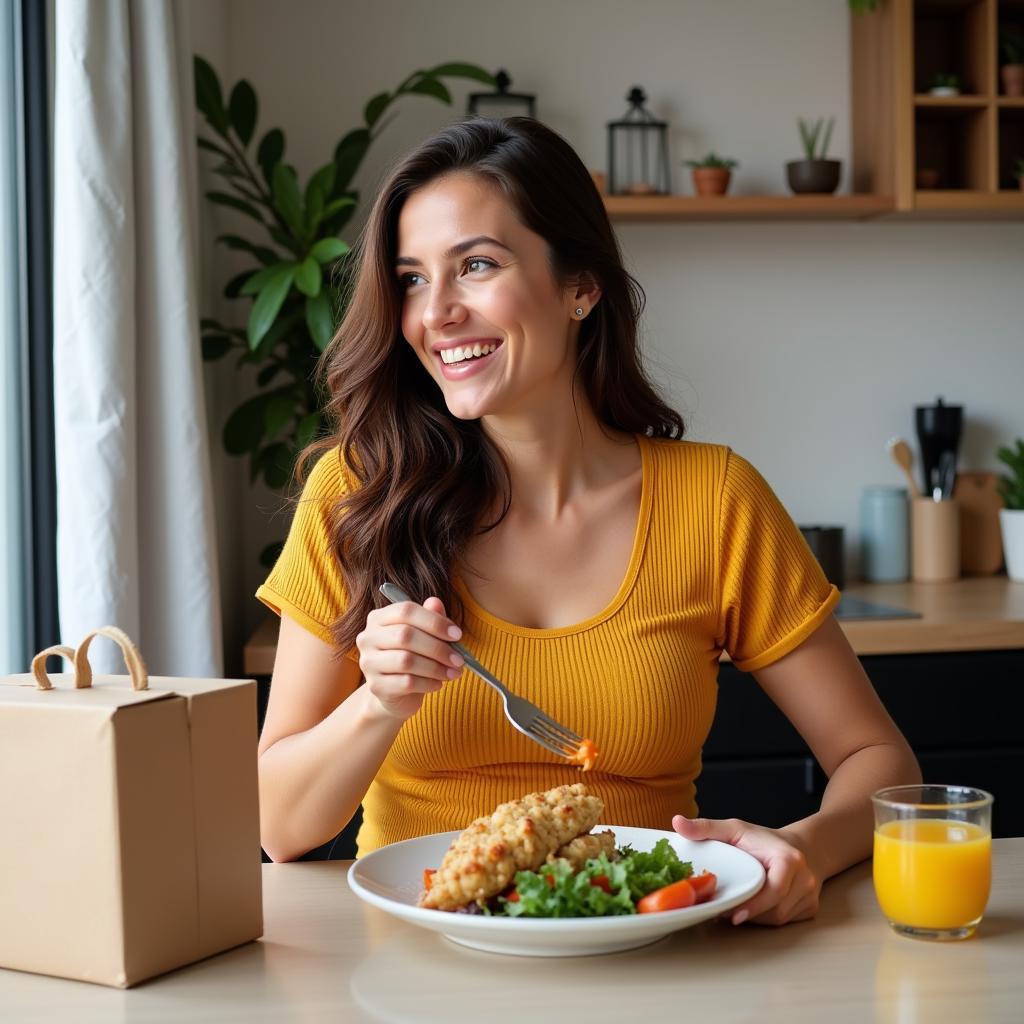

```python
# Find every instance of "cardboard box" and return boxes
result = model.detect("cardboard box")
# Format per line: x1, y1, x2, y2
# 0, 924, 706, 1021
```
0, 628, 263, 988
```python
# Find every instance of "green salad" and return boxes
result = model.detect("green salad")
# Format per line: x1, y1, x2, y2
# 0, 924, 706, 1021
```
494, 838, 694, 918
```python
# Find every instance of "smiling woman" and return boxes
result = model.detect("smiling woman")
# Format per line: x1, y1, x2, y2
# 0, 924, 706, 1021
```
253, 117, 920, 928
285, 117, 682, 647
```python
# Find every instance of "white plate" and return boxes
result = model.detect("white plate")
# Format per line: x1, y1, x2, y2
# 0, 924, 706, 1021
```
347, 824, 765, 957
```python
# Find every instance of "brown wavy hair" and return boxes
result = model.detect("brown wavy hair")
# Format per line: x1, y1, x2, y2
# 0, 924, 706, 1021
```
300, 116, 684, 653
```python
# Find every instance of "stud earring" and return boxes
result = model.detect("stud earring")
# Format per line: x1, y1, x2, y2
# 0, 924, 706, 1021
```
575, 307, 584, 318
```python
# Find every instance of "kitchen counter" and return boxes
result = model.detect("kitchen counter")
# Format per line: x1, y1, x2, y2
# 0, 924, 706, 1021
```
836, 577, 1024, 656
2, 840, 1021, 1022
243, 576, 1024, 674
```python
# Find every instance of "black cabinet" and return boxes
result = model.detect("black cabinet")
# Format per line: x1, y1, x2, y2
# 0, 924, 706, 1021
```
698, 650, 1024, 838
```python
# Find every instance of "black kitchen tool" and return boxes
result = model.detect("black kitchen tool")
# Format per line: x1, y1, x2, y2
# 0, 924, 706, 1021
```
915, 397, 962, 499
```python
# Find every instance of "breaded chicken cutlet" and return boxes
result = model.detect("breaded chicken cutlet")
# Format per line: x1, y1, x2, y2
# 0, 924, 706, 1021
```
546, 827, 617, 871
419, 783, 605, 911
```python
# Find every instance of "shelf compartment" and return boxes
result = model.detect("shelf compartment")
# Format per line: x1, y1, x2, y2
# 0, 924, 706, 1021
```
914, 104, 994, 189
997, 105, 1024, 187
998, 1, 1024, 96
914, 0, 993, 97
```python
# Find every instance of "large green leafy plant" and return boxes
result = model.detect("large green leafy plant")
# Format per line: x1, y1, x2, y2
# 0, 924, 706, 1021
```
194, 57, 495, 565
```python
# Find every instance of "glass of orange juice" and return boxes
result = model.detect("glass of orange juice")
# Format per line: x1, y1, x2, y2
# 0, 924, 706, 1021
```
872, 784, 993, 941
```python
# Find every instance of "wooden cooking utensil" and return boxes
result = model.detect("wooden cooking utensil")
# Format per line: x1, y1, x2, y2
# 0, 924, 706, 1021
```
887, 437, 922, 498
953, 471, 1004, 575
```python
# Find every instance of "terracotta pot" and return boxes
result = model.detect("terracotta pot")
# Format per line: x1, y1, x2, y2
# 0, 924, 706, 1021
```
916, 167, 940, 189
786, 159, 841, 194
691, 168, 732, 196
1001, 64, 1024, 97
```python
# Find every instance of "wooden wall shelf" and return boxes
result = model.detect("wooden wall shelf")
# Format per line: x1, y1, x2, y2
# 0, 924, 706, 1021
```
853, 0, 1024, 213
602, 194, 895, 222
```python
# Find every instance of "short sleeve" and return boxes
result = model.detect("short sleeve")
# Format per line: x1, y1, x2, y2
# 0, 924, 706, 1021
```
716, 450, 840, 672
255, 448, 358, 659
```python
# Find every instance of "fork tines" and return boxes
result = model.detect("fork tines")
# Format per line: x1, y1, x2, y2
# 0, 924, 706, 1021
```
530, 715, 582, 758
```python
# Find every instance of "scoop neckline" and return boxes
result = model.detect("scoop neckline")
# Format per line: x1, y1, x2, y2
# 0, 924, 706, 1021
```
454, 433, 653, 639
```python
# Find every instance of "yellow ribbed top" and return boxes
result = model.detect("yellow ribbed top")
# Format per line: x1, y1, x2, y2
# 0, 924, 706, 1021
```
256, 435, 839, 857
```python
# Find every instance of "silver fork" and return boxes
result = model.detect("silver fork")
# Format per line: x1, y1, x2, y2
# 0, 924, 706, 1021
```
378, 583, 583, 760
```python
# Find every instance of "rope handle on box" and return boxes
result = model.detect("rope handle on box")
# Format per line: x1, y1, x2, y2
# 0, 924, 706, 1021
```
30, 626, 149, 692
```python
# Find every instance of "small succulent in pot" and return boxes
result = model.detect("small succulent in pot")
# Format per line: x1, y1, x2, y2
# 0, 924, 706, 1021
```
786, 116, 840, 194
683, 152, 738, 196
1000, 30, 1024, 97
929, 72, 961, 96
996, 439, 1024, 581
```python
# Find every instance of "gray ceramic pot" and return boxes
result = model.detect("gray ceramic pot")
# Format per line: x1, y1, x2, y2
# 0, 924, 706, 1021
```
786, 159, 841, 194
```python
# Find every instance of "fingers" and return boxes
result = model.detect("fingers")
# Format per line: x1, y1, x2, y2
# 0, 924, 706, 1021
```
358, 595, 466, 721
365, 648, 463, 685
725, 847, 819, 927
673, 813, 821, 928
373, 598, 462, 641
359, 598, 464, 677
671, 814, 745, 846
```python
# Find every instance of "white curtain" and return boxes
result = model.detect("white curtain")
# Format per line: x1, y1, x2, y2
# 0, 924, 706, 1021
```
53, 0, 222, 676
0, 0, 26, 674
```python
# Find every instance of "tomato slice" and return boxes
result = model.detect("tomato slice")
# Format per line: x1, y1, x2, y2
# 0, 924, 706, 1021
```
590, 874, 612, 894
636, 878, 697, 913
689, 870, 718, 904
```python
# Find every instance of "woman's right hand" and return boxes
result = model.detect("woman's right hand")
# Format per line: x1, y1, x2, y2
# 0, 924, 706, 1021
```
355, 596, 465, 721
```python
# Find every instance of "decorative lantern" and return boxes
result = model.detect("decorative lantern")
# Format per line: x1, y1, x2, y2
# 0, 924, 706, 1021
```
606, 86, 670, 195
467, 69, 536, 119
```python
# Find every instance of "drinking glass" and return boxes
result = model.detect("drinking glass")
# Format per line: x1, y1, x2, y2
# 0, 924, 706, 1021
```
872, 784, 993, 940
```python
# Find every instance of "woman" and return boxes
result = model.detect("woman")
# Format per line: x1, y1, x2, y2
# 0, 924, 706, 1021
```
255, 117, 919, 925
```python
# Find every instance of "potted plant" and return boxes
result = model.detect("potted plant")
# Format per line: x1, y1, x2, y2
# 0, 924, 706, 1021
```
683, 152, 738, 196
997, 439, 1024, 581
929, 73, 961, 97
1016, 157, 1024, 191
1000, 29, 1024, 97
193, 57, 494, 567
786, 117, 840, 194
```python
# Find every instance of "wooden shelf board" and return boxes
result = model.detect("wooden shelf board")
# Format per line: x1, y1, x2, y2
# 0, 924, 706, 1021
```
602, 194, 895, 222
913, 189, 1024, 211
997, 97, 1024, 109
914, 94, 990, 108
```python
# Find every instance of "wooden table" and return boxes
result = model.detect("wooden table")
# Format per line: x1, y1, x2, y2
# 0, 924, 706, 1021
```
244, 576, 1024, 675
3, 840, 1021, 1021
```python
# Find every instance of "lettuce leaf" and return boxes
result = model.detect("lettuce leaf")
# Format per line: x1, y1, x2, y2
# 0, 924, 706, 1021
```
496, 839, 693, 918
501, 853, 635, 917
617, 838, 693, 900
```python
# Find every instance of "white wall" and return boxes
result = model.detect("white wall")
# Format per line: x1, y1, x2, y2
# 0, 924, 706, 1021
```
192, 0, 1024, 660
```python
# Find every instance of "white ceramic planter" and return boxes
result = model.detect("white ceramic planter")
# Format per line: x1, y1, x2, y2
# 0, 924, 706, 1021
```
999, 508, 1024, 581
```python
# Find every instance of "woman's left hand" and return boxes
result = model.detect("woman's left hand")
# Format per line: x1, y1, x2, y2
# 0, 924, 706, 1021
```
671, 814, 822, 926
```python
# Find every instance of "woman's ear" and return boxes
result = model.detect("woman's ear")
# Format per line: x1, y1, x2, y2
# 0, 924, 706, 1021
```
571, 272, 602, 315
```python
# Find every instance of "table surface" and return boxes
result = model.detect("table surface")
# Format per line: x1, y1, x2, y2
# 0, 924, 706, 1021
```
3, 839, 1022, 1023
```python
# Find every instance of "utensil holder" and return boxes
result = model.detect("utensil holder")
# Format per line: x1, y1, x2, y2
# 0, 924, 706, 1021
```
911, 498, 960, 582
